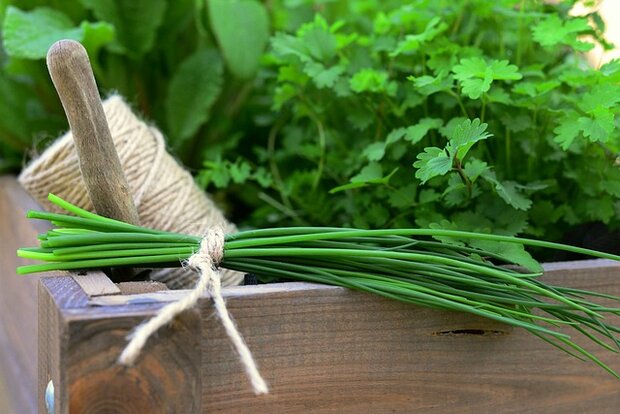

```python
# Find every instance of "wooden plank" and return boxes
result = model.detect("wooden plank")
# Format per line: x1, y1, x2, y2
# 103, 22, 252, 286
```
72, 271, 121, 297
40, 260, 620, 413
0, 175, 49, 414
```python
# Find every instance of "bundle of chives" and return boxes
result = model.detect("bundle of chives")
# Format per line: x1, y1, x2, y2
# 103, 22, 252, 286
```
18, 194, 620, 377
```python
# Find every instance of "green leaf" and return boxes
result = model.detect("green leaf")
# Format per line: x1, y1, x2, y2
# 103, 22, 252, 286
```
463, 159, 488, 182
414, 147, 452, 184
405, 118, 442, 144
2, 6, 113, 59
488, 60, 523, 80
532, 14, 594, 51
470, 240, 542, 272
409, 74, 453, 96
447, 118, 492, 159
362, 142, 385, 161
460, 72, 492, 99
578, 84, 620, 113
229, 160, 252, 183
330, 163, 397, 193
391, 17, 447, 56
350, 69, 389, 93
553, 115, 580, 150
303, 62, 345, 89
297, 14, 337, 62
79, 0, 166, 56
494, 180, 532, 211
208, 0, 269, 79
452, 57, 521, 99
271, 32, 312, 62
166, 49, 224, 146
578, 107, 614, 143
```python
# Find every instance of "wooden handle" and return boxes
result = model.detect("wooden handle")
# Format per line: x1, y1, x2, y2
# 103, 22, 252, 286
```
46, 40, 140, 226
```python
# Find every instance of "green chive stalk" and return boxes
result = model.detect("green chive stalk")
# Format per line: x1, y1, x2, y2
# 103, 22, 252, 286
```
18, 194, 620, 376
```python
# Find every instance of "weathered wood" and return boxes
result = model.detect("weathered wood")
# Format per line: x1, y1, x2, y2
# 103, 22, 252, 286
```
72, 271, 121, 297
0, 176, 49, 414
38, 260, 620, 414
46, 40, 140, 227
4, 175, 620, 412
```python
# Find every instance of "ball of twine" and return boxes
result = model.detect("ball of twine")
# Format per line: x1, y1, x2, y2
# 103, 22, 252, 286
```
18, 94, 243, 288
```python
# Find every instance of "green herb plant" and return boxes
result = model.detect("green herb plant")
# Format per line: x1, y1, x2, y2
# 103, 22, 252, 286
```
196, 0, 620, 259
18, 194, 620, 377
0, 0, 270, 171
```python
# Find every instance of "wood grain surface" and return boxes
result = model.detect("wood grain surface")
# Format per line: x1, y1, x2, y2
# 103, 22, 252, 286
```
3, 176, 620, 413
38, 260, 620, 414
0, 176, 49, 414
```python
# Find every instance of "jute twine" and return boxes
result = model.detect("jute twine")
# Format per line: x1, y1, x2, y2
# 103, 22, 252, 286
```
18, 94, 243, 288
119, 228, 268, 395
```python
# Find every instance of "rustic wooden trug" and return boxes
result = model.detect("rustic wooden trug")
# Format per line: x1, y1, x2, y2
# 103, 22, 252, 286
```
1, 176, 619, 413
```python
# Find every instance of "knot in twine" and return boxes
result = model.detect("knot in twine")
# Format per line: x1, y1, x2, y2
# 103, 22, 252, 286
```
118, 227, 269, 395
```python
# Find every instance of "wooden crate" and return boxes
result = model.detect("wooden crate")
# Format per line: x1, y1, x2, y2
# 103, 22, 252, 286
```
2, 175, 620, 413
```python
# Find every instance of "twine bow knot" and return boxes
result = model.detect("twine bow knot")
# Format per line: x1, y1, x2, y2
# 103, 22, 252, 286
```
118, 227, 268, 395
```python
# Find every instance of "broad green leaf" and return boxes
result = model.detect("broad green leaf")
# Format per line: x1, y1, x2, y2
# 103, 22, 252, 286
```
442, 174, 468, 207
297, 14, 337, 62
362, 141, 385, 161
330, 164, 397, 193
600, 180, 620, 198
414, 147, 452, 184
351, 162, 383, 182
391, 17, 447, 56
303, 62, 345, 89
166, 49, 224, 146
488, 60, 523, 80
405, 118, 442, 144
386, 128, 407, 144
460, 71, 493, 99
553, 115, 580, 150
463, 159, 488, 182
578, 107, 614, 143
447, 118, 492, 159
271, 32, 312, 62
2, 6, 113, 59
493, 180, 532, 211
229, 160, 252, 183
350, 69, 389, 93
453, 57, 521, 99
578, 84, 620, 113
470, 240, 542, 272
408, 74, 453, 96
79, 0, 166, 56
532, 14, 594, 51
208, 0, 270, 79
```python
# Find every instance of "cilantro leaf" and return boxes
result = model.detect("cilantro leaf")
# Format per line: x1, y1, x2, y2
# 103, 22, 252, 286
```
553, 114, 581, 150
303, 62, 345, 89
452, 57, 522, 99
405, 118, 443, 144
447, 118, 492, 159
413, 147, 452, 184
470, 240, 542, 272
578, 107, 614, 143
391, 17, 447, 56
532, 14, 594, 51
463, 159, 488, 182
350, 69, 390, 94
